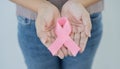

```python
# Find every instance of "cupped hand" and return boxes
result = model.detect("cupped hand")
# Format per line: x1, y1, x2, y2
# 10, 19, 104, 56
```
61, 0, 92, 54
35, 1, 67, 59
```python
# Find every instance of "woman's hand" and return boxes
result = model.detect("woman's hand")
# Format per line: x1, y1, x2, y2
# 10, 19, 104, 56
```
61, 0, 92, 54
35, 1, 67, 59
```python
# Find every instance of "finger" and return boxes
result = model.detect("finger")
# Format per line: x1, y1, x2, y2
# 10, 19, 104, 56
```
70, 26, 75, 40
50, 29, 56, 47
56, 49, 64, 59
51, 29, 56, 39
44, 36, 52, 47
82, 14, 92, 37
72, 25, 78, 34
73, 26, 80, 46
85, 26, 91, 37
40, 37, 48, 45
79, 32, 88, 53
74, 32, 80, 46
71, 32, 74, 40
68, 49, 72, 56
46, 27, 57, 46
61, 46, 68, 57
77, 24, 85, 33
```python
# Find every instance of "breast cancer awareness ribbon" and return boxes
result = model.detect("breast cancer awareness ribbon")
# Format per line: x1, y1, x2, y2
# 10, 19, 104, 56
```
48, 17, 80, 56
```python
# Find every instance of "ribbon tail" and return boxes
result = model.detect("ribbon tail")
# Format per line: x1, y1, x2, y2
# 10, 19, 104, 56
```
64, 37, 80, 56
48, 38, 64, 56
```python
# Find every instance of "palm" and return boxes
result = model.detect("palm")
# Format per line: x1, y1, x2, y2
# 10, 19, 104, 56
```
61, 0, 92, 53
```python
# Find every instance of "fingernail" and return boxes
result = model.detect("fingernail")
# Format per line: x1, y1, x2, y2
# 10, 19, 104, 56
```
88, 32, 91, 37
60, 56, 64, 59
79, 50, 83, 53
85, 31, 91, 37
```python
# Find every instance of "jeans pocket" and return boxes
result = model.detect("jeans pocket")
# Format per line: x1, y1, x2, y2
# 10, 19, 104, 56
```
17, 16, 37, 36
90, 12, 102, 24
17, 16, 32, 25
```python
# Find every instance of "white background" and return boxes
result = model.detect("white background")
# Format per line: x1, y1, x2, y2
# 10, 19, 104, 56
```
0, 0, 120, 69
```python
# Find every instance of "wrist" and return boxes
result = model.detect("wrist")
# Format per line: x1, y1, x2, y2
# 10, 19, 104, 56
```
68, 0, 88, 8
37, 1, 53, 12
68, 0, 100, 8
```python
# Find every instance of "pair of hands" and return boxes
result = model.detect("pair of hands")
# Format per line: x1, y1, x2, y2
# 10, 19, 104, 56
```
35, 0, 92, 59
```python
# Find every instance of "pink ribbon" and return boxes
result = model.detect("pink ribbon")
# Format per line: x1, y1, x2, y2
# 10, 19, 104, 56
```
48, 17, 80, 56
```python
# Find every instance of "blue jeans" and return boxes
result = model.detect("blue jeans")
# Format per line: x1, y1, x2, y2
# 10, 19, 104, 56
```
17, 12, 103, 69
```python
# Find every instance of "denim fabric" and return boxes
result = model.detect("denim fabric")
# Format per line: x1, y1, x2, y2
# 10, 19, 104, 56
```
17, 12, 103, 69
